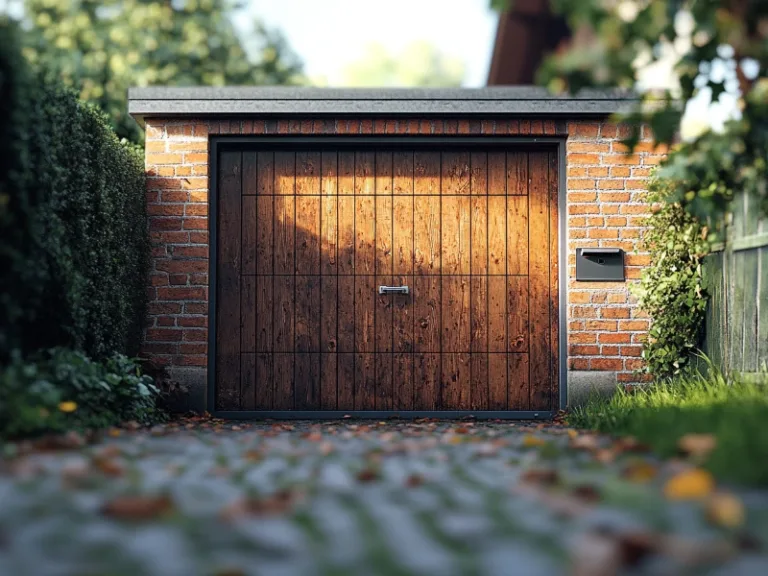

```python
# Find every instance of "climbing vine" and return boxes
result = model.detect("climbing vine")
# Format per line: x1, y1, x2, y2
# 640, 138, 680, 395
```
632, 173, 711, 380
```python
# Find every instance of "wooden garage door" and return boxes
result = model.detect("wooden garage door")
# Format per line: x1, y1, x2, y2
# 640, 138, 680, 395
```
214, 147, 559, 413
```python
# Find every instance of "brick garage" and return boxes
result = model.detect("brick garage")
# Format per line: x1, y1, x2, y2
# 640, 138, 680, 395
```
128, 87, 662, 416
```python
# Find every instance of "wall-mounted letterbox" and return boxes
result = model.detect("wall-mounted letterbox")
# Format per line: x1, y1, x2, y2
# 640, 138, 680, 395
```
576, 248, 625, 281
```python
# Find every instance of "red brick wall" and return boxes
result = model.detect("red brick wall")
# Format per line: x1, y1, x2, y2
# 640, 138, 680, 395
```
142, 116, 663, 386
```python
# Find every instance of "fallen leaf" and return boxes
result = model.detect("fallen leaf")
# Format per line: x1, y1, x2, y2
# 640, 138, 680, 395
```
571, 434, 600, 451
356, 468, 379, 483
571, 484, 602, 503
594, 449, 617, 464
567, 429, 579, 439
621, 461, 658, 483
405, 474, 424, 487
455, 427, 470, 434
705, 492, 745, 528
121, 421, 141, 431
678, 434, 717, 459
614, 436, 650, 453
93, 457, 124, 477
663, 468, 715, 500
319, 442, 334, 456
520, 468, 560, 486
521, 434, 546, 448
220, 489, 298, 521
101, 495, 175, 520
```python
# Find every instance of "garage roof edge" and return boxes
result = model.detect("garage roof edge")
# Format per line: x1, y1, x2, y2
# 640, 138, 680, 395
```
127, 86, 638, 126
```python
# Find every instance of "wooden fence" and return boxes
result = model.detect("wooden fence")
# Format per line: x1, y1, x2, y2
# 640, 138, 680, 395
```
701, 192, 768, 381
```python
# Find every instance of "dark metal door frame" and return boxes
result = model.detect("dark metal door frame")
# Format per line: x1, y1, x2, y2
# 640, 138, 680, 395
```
207, 135, 567, 419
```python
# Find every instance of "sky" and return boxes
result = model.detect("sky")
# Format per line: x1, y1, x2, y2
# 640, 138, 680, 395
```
243, 0, 499, 87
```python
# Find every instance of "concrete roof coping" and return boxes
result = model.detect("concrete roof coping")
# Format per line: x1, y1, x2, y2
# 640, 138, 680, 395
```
127, 86, 639, 126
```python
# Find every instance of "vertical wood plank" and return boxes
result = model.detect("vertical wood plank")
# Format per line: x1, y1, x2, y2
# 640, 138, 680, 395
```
256, 277, 273, 352
506, 151, 528, 195
338, 276, 355, 353
394, 352, 414, 410
441, 196, 470, 274
508, 276, 529, 352
414, 195, 441, 275
355, 196, 375, 274
529, 152, 551, 410
413, 277, 441, 352
255, 352, 273, 409
295, 195, 320, 275
216, 150, 241, 411
256, 152, 274, 276
414, 152, 441, 275
355, 275, 375, 352
241, 195, 257, 275
442, 151, 470, 195
471, 353, 489, 411
393, 196, 414, 275
442, 353, 470, 410
240, 275, 256, 352
338, 152, 355, 275
414, 353, 439, 410
488, 277, 507, 353
376, 196, 393, 274
274, 152, 295, 274
338, 353, 355, 411
241, 353, 256, 410
442, 276, 470, 351
507, 196, 529, 276
487, 151, 506, 195
242, 150, 258, 195
548, 150, 560, 409
273, 353, 294, 410
321, 276, 338, 352
470, 152, 488, 275
296, 151, 320, 194
394, 150, 414, 196
295, 353, 320, 410
489, 354, 507, 410
376, 353, 393, 410
355, 353, 376, 410
321, 151, 338, 275
274, 276, 294, 352
471, 277, 488, 353
320, 353, 337, 410
488, 196, 506, 275
508, 353, 530, 410
295, 276, 320, 352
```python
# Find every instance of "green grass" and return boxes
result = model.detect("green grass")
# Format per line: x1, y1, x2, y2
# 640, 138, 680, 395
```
568, 358, 768, 487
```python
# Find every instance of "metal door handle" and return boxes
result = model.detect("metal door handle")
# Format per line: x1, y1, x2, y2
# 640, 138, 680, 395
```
378, 285, 409, 295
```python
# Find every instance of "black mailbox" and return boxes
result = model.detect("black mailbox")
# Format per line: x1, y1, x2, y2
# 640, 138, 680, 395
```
576, 248, 625, 281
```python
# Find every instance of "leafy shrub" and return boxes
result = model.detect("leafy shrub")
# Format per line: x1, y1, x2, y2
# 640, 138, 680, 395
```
0, 17, 149, 362
631, 173, 710, 379
0, 348, 164, 439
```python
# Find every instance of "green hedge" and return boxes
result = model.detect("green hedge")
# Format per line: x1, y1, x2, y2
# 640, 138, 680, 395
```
0, 18, 149, 362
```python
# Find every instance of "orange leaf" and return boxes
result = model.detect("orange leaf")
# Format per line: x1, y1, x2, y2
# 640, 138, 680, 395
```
705, 493, 745, 528
622, 461, 658, 483
663, 468, 715, 500
101, 495, 174, 520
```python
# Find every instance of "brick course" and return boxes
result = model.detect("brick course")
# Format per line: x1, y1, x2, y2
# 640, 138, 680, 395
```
141, 117, 663, 387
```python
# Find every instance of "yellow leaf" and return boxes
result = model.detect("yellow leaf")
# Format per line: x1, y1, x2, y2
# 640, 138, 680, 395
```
58, 401, 78, 413
622, 461, 658, 483
108, 428, 122, 437
663, 468, 715, 500
567, 429, 578, 439
522, 434, 546, 448
705, 493, 745, 528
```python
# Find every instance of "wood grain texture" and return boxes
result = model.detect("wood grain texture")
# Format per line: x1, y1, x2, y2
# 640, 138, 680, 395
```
241, 352, 256, 410
321, 151, 338, 275
507, 196, 529, 276
321, 276, 338, 352
488, 276, 507, 353
442, 352, 470, 410
337, 276, 355, 353
355, 352, 376, 410
295, 353, 320, 409
274, 276, 294, 352
256, 194, 273, 275
242, 150, 258, 195
414, 353, 439, 410
393, 196, 414, 275
255, 353, 273, 409
272, 353, 294, 410
508, 276, 529, 352
355, 275, 375, 352
414, 195, 441, 275
488, 195, 506, 275
508, 353, 530, 410
442, 276, 470, 352
295, 196, 320, 275
413, 277, 441, 352
393, 353, 414, 410
471, 353, 489, 411
295, 276, 320, 352
216, 150, 241, 410
320, 353, 337, 410
240, 275, 256, 353
489, 354, 507, 410
441, 196, 470, 274
528, 151, 551, 411
338, 353, 355, 411
241, 196, 257, 275
506, 152, 528, 195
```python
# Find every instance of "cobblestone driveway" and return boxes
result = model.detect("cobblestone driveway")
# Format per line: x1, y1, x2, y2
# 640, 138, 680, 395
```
2, 419, 768, 576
